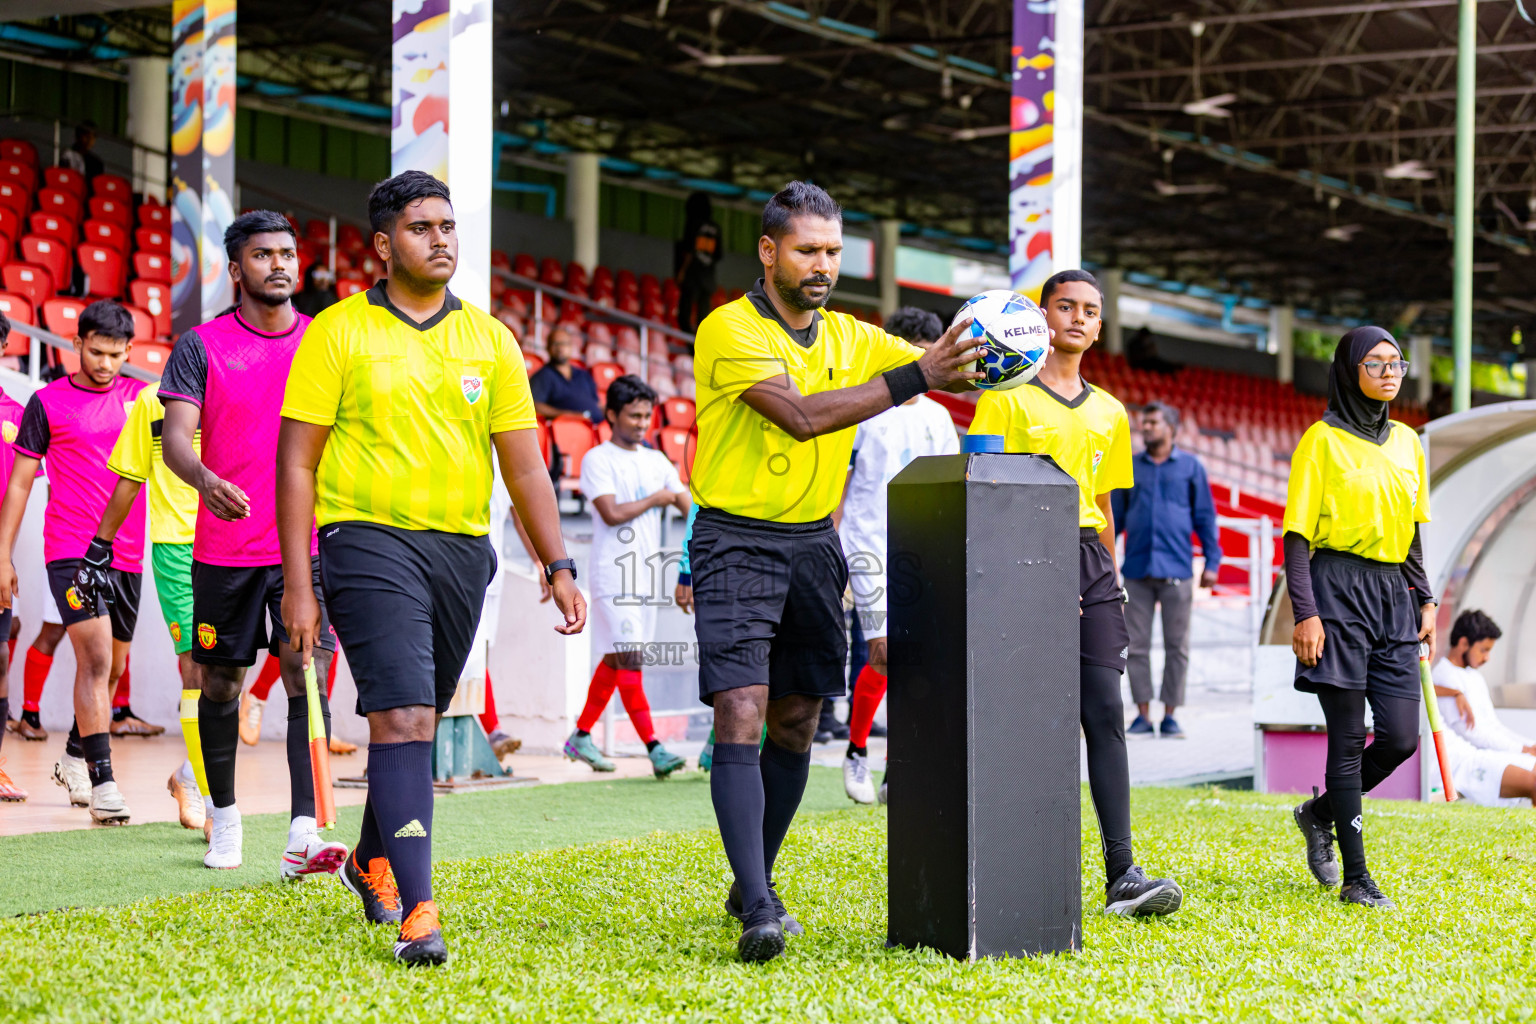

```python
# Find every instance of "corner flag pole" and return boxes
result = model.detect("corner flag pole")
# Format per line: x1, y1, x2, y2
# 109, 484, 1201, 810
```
305, 661, 336, 829
1419, 643, 1457, 803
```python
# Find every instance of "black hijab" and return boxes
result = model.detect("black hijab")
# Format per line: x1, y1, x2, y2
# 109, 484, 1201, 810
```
1323, 325, 1400, 445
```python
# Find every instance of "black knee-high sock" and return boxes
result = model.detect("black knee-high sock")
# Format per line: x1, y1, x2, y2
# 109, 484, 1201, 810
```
366, 741, 435, 917
760, 737, 811, 881
711, 742, 770, 913
0, 697, 7, 754
1313, 686, 1372, 881
1326, 776, 1366, 882
199, 695, 241, 808
286, 693, 331, 821
81, 731, 113, 786
65, 719, 83, 759
1081, 663, 1135, 883
355, 793, 386, 867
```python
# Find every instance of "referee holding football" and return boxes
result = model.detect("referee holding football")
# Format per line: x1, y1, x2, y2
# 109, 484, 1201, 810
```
691, 181, 982, 962
278, 170, 584, 966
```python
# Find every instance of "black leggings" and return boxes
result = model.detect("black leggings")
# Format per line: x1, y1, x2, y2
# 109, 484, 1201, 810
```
1082, 663, 1134, 885
1313, 685, 1420, 882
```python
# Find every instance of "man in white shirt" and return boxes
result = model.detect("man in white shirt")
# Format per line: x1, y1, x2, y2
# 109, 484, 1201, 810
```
1432, 609, 1536, 807
837, 307, 960, 804
566, 375, 691, 778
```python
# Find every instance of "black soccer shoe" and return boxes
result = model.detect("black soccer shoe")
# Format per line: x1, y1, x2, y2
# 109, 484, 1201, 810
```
1339, 874, 1395, 910
1104, 865, 1183, 917
726, 879, 804, 937
341, 852, 404, 925
736, 900, 786, 963
393, 901, 449, 966
1293, 795, 1342, 888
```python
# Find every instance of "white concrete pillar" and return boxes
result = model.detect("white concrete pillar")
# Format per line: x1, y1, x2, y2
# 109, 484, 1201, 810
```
1271, 304, 1295, 385
1414, 334, 1434, 405
126, 57, 168, 200
1100, 267, 1124, 355
878, 218, 901, 317
567, 151, 600, 273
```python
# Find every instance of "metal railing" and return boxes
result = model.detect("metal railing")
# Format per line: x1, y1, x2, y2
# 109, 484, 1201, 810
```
491, 268, 695, 369
9, 321, 159, 383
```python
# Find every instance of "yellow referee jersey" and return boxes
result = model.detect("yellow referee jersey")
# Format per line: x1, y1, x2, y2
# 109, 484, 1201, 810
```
1283, 420, 1429, 563
691, 282, 922, 522
280, 284, 537, 536
107, 382, 200, 545
969, 377, 1134, 531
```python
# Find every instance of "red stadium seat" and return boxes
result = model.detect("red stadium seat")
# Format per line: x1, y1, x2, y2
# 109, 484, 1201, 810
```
303, 219, 330, 243
128, 338, 173, 372
37, 188, 82, 224
661, 396, 696, 429
134, 227, 170, 253
538, 257, 564, 289
336, 279, 366, 299
129, 280, 171, 337
137, 204, 170, 229
2, 263, 54, 309
19, 236, 70, 291
81, 219, 129, 254
0, 182, 27, 218
91, 175, 131, 203
657, 427, 693, 483
28, 211, 75, 244
491, 249, 511, 271
0, 204, 21, 242
0, 291, 35, 328
44, 167, 86, 199
537, 420, 552, 468
548, 415, 599, 487
512, 253, 536, 278
522, 351, 545, 376
123, 305, 156, 344
42, 297, 89, 339
588, 361, 624, 401
88, 196, 132, 229
132, 251, 171, 283
0, 139, 37, 167
0, 160, 36, 193
78, 244, 125, 298
337, 223, 364, 250
596, 420, 612, 445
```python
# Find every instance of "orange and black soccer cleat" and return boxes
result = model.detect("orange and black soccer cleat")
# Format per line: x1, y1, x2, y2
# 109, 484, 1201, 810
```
341, 852, 402, 924
0, 759, 27, 801
393, 900, 447, 967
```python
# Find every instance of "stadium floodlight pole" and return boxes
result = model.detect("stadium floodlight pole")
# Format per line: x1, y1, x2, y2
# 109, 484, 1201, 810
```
1452, 0, 1475, 413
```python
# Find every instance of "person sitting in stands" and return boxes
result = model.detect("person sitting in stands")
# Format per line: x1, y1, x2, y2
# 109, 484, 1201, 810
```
1433, 609, 1536, 807
530, 325, 602, 422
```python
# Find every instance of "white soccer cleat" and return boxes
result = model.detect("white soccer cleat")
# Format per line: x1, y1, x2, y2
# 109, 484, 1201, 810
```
843, 751, 876, 805
88, 782, 131, 825
204, 809, 244, 869
167, 761, 206, 831
53, 754, 91, 807
280, 828, 349, 880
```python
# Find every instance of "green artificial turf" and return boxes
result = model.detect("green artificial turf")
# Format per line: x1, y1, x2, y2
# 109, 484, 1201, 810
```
5, 784, 1536, 1022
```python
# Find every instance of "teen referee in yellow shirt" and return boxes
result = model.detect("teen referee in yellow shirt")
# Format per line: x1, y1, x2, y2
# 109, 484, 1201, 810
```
277, 171, 584, 966
692, 182, 981, 962
969, 269, 1183, 919
1286, 327, 1435, 910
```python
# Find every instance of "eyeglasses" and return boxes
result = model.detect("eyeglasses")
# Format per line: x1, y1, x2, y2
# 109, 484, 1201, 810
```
1360, 359, 1410, 378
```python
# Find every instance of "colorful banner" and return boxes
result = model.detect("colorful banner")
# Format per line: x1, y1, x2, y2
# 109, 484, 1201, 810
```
169, 0, 203, 334
1009, 0, 1082, 299
201, 0, 237, 317
392, 0, 451, 182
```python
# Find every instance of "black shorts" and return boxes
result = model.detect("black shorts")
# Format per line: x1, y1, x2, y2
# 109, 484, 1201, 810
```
1079, 529, 1130, 672
691, 508, 849, 707
319, 522, 495, 716
46, 559, 142, 642
191, 557, 334, 666
1294, 549, 1419, 700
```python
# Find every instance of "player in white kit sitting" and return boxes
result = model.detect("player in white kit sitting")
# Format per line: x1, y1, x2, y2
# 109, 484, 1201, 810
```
565, 375, 691, 778
1432, 609, 1536, 807
837, 307, 960, 804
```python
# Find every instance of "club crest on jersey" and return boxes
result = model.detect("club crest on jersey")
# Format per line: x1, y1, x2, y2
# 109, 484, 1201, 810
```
1092, 449, 1104, 473
1, 421, 15, 444
461, 375, 483, 406
169, 621, 182, 643
197, 623, 217, 650
65, 587, 84, 611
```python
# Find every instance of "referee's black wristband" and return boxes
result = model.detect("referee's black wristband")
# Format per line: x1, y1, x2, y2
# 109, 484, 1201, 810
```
676, 572, 692, 587
883, 361, 929, 407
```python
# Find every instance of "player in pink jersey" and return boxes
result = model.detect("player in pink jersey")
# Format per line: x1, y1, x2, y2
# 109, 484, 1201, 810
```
0, 301, 145, 824
0, 310, 28, 802
159, 210, 346, 875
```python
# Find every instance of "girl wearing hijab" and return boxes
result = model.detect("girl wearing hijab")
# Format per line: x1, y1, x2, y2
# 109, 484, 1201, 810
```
1286, 326, 1436, 909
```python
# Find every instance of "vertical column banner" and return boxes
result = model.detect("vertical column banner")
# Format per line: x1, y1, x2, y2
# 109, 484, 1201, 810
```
392, 0, 451, 182
201, 0, 237, 317
446, 0, 493, 311
169, 0, 204, 334
1009, 0, 1083, 300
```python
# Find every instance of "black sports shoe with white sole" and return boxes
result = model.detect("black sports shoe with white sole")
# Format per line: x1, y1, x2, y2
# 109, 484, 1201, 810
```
1104, 865, 1183, 917
736, 899, 786, 962
1339, 874, 1395, 909
726, 879, 804, 936
1293, 793, 1341, 887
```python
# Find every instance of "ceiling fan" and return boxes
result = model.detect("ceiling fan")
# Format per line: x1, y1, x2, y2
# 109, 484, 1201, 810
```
1323, 224, 1364, 242
676, 42, 784, 68
1153, 179, 1225, 197
1126, 22, 1237, 118
1383, 159, 1436, 181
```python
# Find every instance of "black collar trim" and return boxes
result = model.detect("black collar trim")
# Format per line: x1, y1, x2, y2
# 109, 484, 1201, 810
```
747, 278, 822, 348
366, 280, 461, 332
1028, 375, 1094, 409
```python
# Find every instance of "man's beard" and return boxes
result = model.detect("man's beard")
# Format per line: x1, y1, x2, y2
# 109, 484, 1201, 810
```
244, 279, 293, 307
772, 266, 833, 312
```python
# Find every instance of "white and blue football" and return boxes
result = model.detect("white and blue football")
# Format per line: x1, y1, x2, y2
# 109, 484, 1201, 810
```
951, 289, 1050, 391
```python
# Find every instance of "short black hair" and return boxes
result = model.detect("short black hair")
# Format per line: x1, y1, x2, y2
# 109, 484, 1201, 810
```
761, 181, 841, 242
0, 308, 9, 345
1142, 400, 1181, 430
605, 374, 658, 416
368, 170, 453, 235
224, 210, 295, 262
77, 300, 134, 342
1040, 269, 1103, 309
884, 306, 943, 344
1450, 609, 1501, 649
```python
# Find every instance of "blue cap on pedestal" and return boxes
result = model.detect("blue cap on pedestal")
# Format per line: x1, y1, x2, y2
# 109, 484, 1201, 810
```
962, 433, 1004, 454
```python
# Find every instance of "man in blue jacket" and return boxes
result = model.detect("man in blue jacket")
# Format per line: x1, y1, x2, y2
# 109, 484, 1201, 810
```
1112, 402, 1221, 738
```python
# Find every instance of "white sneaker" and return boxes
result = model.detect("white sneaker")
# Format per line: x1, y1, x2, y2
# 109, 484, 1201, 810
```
280, 819, 349, 880
878, 780, 888, 805
53, 754, 90, 806
167, 761, 206, 830
204, 807, 244, 869
89, 781, 131, 824
843, 751, 876, 805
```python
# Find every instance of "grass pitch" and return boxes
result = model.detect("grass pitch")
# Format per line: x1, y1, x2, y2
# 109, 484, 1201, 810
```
4, 775, 1536, 1022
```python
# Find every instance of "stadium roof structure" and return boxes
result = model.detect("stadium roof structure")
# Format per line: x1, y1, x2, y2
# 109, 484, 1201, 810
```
11, 1, 1536, 355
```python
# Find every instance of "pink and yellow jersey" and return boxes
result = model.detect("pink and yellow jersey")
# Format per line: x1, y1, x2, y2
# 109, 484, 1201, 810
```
14, 376, 147, 571
160, 309, 319, 566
